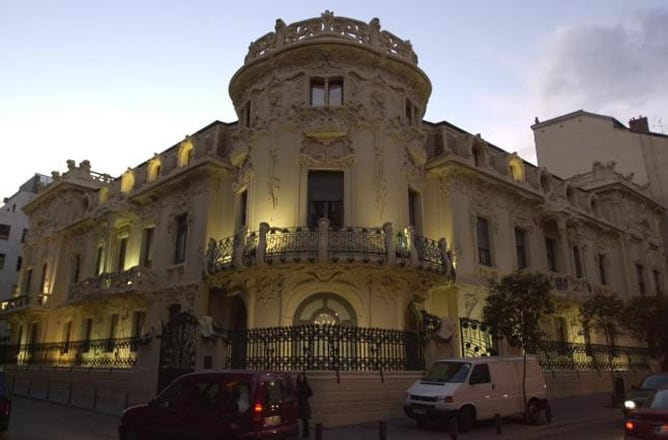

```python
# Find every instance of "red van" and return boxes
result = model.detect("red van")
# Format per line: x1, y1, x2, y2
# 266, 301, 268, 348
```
119, 370, 298, 439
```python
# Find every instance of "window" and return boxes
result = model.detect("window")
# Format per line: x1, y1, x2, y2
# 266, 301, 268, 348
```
554, 317, 567, 343
0, 254, 4, 270
654, 270, 662, 296
0, 224, 9, 240
514, 228, 527, 269
545, 238, 557, 272
72, 254, 81, 284
95, 246, 104, 276
469, 364, 491, 385
82, 318, 93, 353
131, 311, 147, 352
309, 77, 343, 106
241, 101, 252, 127
141, 227, 155, 268
598, 254, 608, 285
636, 264, 645, 296
16, 256, 22, 271
21, 228, 27, 243
105, 313, 119, 352
308, 171, 344, 229
174, 214, 188, 264
573, 246, 583, 278
408, 189, 422, 233
39, 263, 48, 293
24, 268, 32, 293
405, 99, 420, 126
62, 321, 72, 354
476, 217, 492, 266
239, 190, 248, 228
117, 237, 128, 272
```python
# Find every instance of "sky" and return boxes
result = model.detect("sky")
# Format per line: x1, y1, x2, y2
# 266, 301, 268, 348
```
1, 0, 667, 200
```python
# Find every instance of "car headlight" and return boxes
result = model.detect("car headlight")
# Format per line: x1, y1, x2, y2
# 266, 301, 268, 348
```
624, 400, 636, 410
436, 396, 453, 403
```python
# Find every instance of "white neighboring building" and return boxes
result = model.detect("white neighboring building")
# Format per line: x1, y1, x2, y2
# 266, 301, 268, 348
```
0, 174, 51, 300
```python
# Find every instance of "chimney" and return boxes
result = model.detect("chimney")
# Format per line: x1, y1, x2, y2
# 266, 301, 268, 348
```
629, 116, 649, 134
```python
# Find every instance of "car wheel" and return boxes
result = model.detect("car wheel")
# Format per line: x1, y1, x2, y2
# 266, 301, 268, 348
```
526, 399, 540, 425
458, 406, 475, 433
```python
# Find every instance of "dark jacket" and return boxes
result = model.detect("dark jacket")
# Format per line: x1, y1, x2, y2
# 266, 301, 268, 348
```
296, 381, 313, 419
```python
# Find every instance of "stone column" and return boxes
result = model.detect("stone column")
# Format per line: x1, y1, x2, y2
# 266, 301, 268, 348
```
383, 222, 395, 265
318, 218, 330, 263
256, 222, 269, 266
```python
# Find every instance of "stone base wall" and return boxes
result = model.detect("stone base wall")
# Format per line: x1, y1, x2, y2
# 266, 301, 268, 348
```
3, 366, 651, 426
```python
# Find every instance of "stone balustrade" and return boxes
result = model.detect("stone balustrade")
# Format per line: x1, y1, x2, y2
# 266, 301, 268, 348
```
245, 10, 418, 65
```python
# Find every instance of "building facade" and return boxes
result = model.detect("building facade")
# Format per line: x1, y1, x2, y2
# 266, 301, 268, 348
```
0, 13, 664, 419
0, 175, 51, 308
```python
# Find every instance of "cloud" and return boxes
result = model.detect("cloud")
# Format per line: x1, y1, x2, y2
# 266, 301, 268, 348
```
535, 10, 668, 128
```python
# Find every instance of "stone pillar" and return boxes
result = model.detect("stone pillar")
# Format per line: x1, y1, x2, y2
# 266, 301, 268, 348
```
318, 218, 330, 263
557, 219, 571, 277
406, 226, 419, 267
383, 222, 395, 265
256, 222, 269, 266
233, 226, 247, 269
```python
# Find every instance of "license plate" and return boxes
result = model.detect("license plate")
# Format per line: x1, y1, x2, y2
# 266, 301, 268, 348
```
263, 415, 281, 427
413, 408, 427, 415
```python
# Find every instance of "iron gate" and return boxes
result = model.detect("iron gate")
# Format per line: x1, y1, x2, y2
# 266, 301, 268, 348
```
156, 311, 199, 393
459, 317, 498, 357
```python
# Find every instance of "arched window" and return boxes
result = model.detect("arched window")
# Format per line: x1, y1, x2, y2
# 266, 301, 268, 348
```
293, 293, 357, 326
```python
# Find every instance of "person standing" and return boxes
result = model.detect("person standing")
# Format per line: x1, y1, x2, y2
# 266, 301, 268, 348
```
295, 372, 313, 438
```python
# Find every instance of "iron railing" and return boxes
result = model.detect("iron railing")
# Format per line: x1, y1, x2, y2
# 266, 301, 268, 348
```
69, 266, 156, 300
534, 340, 649, 376
0, 336, 148, 369
225, 325, 424, 372
207, 223, 453, 276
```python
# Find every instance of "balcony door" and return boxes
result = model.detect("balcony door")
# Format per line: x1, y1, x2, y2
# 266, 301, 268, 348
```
308, 171, 343, 229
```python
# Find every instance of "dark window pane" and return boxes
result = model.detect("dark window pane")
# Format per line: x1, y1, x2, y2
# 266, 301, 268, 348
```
310, 80, 325, 106
328, 80, 343, 106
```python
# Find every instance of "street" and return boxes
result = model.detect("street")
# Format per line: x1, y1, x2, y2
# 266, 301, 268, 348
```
4, 392, 626, 439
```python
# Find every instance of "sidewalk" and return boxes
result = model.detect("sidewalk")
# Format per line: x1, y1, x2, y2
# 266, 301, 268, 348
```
318, 392, 621, 440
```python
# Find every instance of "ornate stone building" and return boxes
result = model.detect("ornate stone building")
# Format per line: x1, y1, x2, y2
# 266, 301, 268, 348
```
0, 12, 664, 424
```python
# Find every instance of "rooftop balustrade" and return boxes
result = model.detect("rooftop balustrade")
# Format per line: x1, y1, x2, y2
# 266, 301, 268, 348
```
206, 220, 455, 277
245, 11, 418, 65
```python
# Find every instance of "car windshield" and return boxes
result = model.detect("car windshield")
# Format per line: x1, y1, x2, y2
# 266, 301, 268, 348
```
649, 390, 668, 410
641, 375, 668, 390
423, 362, 471, 383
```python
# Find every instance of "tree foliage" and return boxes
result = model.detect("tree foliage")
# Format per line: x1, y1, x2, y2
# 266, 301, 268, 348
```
580, 293, 624, 342
621, 295, 668, 356
482, 271, 555, 352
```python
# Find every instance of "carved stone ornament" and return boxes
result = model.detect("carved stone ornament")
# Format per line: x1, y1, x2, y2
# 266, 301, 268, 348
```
301, 107, 354, 142
230, 128, 258, 166
401, 127, 427, 166
232, 157, 254, 193
256, 274, 284, 305
299, 136, 355, 167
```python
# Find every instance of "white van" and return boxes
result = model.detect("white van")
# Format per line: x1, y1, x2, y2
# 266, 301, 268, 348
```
404, 356, 549, 431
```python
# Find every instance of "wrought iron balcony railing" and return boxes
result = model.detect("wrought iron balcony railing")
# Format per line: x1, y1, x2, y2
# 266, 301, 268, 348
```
206, 221, 455, 277
0, 336, 149, 369
69, 266, 156, 300
0, 293, 49, 312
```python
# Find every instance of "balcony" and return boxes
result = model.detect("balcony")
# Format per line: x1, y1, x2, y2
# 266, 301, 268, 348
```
0, 293, 49, 312
207, 221, 455, 277
69, 266, 156, 301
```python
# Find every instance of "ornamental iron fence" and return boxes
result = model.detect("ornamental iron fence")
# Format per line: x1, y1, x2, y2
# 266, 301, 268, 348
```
225, 325, 424, 372
533, 340, 649, 376
0, 336, 146, 369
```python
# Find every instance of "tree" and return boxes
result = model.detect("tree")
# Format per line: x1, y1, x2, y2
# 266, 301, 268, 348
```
621, 295, 668, 361
580, 293, 624, 402
482, 270, 555, 423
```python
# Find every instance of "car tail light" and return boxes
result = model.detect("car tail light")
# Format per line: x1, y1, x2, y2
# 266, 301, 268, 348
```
625, 421, 634, 431
253, 402, 263, 422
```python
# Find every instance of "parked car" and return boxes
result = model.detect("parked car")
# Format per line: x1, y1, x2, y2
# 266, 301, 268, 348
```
624, 387, 668, 439
625, 373, 668, 415
0, 369, 10, 433
119, 370, 298, 439
404, 356, 549, 432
